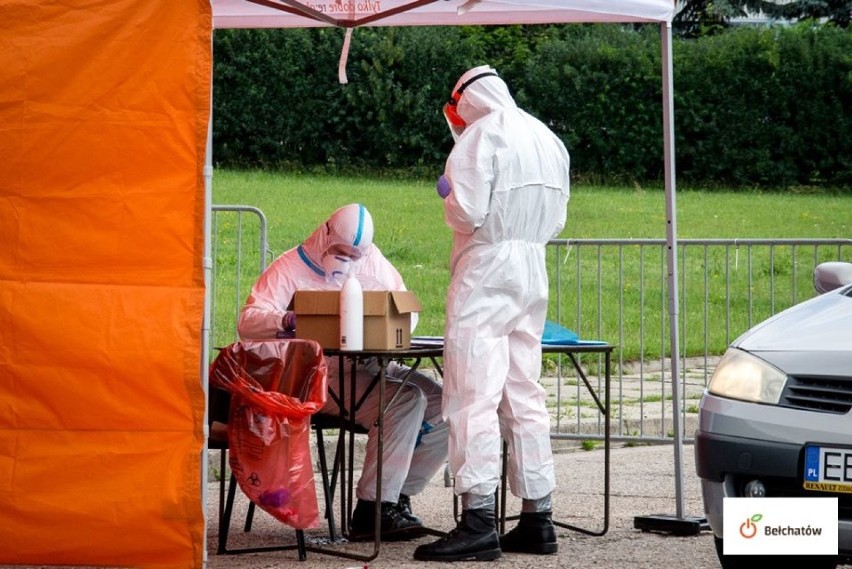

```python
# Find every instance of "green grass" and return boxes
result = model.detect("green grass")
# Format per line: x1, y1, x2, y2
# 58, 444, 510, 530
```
211, 169, 851, 358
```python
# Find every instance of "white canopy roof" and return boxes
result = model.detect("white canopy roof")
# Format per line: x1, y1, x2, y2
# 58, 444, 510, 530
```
212, 0, 675, 29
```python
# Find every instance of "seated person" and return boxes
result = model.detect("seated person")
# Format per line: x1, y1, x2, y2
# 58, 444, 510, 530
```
237, 203, 448, 541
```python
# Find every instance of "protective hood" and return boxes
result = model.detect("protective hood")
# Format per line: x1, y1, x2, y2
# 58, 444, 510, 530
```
447, 65, 517, 137
299, 203, 374, 277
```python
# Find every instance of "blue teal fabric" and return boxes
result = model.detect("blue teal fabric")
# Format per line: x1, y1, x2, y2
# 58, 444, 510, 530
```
542, 320, 607, 345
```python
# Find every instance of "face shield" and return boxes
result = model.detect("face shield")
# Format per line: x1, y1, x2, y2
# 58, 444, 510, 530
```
443, 99, 467, 142
443, 67, 499, 141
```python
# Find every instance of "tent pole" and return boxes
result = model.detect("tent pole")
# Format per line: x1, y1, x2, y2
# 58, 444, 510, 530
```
633, 21, 707, 536
201, 83, 214, 568
661, 17, 684, 521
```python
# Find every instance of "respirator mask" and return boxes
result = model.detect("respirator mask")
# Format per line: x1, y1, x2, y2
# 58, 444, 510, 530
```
322, 254, 353, 286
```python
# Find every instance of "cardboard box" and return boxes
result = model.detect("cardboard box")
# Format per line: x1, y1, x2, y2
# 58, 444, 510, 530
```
292, 290, 422, 350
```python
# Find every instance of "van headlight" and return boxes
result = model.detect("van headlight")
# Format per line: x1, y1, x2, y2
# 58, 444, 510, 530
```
708, 347, 787, 404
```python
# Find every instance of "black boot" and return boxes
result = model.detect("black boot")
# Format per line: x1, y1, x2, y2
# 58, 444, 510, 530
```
396, 493, 423, 525
499, 511, 558, 555
413, 508, 501, 562
348, 499, 423, 542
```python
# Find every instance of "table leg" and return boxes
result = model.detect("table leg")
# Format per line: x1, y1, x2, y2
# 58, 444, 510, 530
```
497, 349, 611, 537
552, 350, 610, 536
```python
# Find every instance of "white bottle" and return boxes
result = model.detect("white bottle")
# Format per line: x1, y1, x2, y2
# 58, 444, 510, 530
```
339, 273, 363, 351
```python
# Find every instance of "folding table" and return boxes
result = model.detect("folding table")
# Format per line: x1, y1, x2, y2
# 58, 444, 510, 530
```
321, 344, 445, 562
322, 338, 613, 562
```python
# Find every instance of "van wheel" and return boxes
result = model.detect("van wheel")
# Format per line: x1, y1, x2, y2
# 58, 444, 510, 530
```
714, 536, 837, 569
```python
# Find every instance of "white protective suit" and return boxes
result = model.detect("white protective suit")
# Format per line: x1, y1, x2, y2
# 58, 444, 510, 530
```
441, 66, 570, 500
238, 203, 448, 502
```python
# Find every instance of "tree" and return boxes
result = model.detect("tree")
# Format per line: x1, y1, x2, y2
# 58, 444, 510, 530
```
674, 0, 737, 36
761, 0, 851, 27
675, 0, 851, 37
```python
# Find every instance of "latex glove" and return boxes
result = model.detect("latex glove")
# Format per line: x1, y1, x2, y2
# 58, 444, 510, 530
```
436, 175, 452, 199
282, 311, 296, 331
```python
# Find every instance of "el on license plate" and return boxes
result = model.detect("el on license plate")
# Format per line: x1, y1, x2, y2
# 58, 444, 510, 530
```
804, 444, 852, 493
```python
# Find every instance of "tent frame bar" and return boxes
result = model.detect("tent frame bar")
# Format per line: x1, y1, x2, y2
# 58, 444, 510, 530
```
247, 0, 443, 28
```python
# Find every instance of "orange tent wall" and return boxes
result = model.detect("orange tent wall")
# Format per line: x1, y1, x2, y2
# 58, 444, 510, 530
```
0, 2, 211, 567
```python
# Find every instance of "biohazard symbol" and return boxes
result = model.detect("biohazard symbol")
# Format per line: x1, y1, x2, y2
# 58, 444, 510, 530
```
247, 472, 261, 486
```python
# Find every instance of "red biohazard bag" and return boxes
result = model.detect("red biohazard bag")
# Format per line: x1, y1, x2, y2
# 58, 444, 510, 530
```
209, 339, 328, 529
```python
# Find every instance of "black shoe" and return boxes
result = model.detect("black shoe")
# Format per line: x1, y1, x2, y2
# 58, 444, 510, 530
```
396, 493, 423, 525
499, 511, 558, 555
413, 508, 501, 562
348, 499, 424, 542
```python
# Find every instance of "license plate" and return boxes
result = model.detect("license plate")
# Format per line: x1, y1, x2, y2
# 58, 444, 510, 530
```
803, 444, 852, 494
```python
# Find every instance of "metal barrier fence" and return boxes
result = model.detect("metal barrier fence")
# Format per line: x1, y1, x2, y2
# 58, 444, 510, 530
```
209, 205, 270, 353
546, 237, 852, 445
210, 205, 851, 445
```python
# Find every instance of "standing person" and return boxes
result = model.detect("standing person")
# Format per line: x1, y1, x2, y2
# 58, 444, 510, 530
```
414, 66, 570, 562
237, 203, 449, 542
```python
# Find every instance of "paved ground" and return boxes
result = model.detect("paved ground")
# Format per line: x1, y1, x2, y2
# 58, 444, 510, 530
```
202, 358, 722, 568
540, 355, 714, 442
207, 442, 721, 569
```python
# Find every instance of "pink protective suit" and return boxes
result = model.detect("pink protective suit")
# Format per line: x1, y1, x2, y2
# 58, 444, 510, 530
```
238, 204, 448, 502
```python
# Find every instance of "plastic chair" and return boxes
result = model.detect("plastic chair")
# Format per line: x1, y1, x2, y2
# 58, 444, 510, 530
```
209, 391, 363, 554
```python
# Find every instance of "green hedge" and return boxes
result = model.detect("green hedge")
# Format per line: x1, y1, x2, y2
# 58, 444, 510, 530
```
673, 25, 851, 187
212, 23, 851, 189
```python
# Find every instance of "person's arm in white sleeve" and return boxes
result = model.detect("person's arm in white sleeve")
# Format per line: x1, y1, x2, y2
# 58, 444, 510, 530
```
542, 125, 571, 238
443, 123, 497, 234
237, 253, 298, 340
